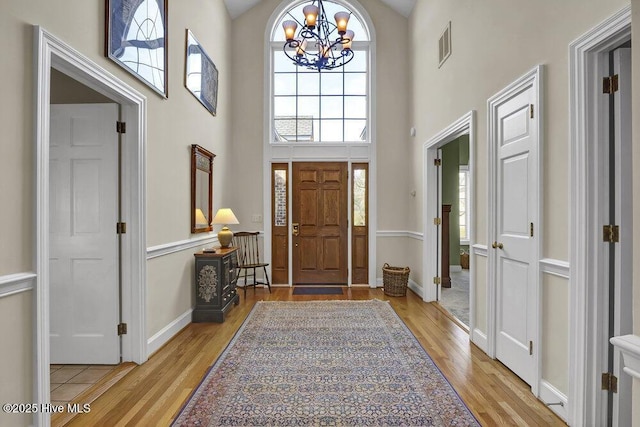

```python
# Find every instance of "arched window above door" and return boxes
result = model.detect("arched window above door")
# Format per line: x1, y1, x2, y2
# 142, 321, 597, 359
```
269, 0, 372, 143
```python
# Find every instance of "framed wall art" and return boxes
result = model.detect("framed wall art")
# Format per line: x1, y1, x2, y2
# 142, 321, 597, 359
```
185, 30, 218, 116
105, 0, 169, 98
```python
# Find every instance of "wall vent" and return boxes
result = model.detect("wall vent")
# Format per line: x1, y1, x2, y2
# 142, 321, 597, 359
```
438, 21, 452, 68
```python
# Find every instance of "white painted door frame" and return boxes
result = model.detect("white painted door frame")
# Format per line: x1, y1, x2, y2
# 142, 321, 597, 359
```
568, 6, 631, 427
422, 111, 476, 338
34, 26, 147, 427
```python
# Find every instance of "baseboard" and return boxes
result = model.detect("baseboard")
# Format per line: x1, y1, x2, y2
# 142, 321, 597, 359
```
407, 279, 422, 298
471, 328, 488, 353
539, 379, 568, 422
146, 308, 193, 358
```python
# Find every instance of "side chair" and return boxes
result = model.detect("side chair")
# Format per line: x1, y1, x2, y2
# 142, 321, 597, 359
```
232, 231, 271, 297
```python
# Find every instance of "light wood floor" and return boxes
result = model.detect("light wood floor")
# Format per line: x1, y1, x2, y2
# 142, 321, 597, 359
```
60, 287, 566, 426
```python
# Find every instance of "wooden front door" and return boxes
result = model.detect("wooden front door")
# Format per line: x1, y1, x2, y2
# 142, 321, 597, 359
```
292, 162, 348, 284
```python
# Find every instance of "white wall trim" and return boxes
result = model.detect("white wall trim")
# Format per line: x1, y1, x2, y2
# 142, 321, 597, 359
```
146, 309, 193, 358
568, 6, 631, 426
539, 380, 568, 422
0, 273, 36, 298
539, 258, 570, 279
376, 230, 423, 240
471, 244, 488, 258
471, 328, 488, 353
610, 335, 640, 380
147, 235, 218, 259
34, 26, 148, 427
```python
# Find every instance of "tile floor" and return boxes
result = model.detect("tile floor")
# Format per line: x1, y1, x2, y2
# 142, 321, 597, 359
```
50, 365, 116, 405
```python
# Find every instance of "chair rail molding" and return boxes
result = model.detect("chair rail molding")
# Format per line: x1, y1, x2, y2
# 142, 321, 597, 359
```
0, 272, 37, 298
147, 235, 219, 259
610, 335, 640, 380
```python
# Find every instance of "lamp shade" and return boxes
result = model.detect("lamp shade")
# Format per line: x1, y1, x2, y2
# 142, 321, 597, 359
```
282, 20, 298, 41
334, 11, 350, 34
212, 208, 239, 248
303, 5, 319, 28
194, 208, 208, 227
211, 208, 239, 225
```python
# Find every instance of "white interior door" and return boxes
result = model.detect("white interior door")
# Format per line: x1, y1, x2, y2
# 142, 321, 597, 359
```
611, 47, 632, 427
49, 104, 120, 364
494, 85, 538, 386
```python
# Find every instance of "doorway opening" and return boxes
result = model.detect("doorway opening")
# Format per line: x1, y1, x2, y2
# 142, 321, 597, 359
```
568, 7, 632, 426
35, 26, 147, 426
422, 111, 476, 339
435, 136, 472, 329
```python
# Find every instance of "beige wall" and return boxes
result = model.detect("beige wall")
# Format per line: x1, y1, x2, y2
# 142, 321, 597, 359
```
0, 0, 232, 417
408, 0, 627, 397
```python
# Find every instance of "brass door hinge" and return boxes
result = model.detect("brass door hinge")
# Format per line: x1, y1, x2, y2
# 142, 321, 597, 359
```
117, 222, 127, 234
603, 75, 619, 94
603, 225, 619, 243
434, 158, 442, 166
602, 372, 618, 393
433, 276, 441, 285
530, 222, 534, 237
434, 217, 441, 226
116, 121, 127, 134
530, 104, 534, 119
529, 340, 533, 355
117, 323, 128, 336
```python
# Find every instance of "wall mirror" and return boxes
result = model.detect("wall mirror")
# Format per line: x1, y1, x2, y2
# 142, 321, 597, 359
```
191, 144, 215, 233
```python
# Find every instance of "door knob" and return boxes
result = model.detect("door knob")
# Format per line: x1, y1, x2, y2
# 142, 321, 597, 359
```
492, 241, 504, 249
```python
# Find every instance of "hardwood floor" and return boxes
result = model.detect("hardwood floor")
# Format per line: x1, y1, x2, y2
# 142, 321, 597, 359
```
61, 287, 566, 426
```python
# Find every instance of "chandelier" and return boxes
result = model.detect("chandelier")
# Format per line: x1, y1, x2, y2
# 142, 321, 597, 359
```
282, 0, 355, 71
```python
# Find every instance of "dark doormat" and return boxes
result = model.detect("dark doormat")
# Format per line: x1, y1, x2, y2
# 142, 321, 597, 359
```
292, 287, 344, 295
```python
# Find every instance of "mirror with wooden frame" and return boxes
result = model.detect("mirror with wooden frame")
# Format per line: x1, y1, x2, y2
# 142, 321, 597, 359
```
191, 144, 215, 233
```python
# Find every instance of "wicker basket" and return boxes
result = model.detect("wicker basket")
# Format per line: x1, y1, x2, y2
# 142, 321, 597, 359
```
382, 263, 410, 296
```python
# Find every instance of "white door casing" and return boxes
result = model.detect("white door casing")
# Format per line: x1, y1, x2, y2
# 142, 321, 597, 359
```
49, 104, 120, 364
35, 26, 148, 427
488, 66, 542, 393
610, 47, 632, 427
568, 7, 631, 425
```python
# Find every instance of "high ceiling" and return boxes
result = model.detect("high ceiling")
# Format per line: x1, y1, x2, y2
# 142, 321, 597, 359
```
223, 0, 416, 20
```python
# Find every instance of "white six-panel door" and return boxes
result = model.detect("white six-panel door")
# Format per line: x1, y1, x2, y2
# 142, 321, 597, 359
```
49, 104, 120, 364
489, 67, 540, 388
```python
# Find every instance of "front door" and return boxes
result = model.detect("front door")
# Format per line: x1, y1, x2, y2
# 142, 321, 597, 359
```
493, 80, 538, 386
292, 162, 348, 284
49, 104, 120, 364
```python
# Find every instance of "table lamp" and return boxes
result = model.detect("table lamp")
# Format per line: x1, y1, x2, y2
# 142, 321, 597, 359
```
211, 208, 239, 248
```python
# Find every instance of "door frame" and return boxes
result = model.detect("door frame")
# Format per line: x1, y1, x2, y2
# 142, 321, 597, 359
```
568, 6, 631, 426
34, 26, 147, 426
422, 111, 476, 335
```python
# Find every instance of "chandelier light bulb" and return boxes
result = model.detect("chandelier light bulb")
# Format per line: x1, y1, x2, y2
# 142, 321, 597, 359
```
282, 20, 298, 41
303, 5, 319, 28
334, 12, 350, 35
342, 30, 355, 51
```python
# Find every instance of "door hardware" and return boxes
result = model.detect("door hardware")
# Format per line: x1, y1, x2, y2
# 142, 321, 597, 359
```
292, 223, 300, 237
492, 241, 503, 249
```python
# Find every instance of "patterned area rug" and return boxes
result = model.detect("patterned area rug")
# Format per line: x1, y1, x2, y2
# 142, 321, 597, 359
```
173, 300, 479, 426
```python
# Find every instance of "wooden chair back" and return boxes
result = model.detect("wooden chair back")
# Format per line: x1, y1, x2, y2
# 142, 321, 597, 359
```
233, 231, 265, 267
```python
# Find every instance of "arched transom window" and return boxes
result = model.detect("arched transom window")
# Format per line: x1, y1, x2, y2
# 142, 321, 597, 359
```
271, 0, 371, 143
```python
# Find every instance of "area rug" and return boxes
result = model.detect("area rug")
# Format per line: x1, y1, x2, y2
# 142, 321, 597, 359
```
292, 286, 344, 295
172, 300, 479, 426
